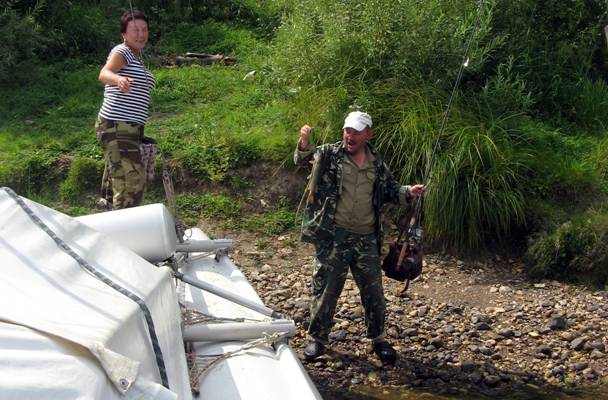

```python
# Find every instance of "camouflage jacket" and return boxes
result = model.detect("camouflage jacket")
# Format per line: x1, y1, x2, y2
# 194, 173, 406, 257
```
295, 141, 411, 252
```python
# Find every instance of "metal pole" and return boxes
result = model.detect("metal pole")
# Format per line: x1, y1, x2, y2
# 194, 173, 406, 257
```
183, 319, 296, 342
175, 239, 233, 253
174, 271, 284, 319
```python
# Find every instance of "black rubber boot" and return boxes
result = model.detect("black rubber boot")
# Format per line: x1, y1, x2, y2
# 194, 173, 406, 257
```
303, 340, 326, 361
373, 340, 397, 365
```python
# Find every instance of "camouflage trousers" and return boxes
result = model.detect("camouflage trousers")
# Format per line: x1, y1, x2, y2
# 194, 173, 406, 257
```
95, 116, 146, 209
308, 227, 386, 342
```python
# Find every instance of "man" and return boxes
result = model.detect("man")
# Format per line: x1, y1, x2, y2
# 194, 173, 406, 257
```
294, 111, 425, 365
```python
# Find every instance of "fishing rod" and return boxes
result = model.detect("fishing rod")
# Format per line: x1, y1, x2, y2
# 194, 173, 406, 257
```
388, 0, 486, 293
414, 0, 486, 228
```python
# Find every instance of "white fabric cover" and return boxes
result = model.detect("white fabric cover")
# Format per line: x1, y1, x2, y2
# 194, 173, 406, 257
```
0, 190, 192, 400
180, 229, 322, 400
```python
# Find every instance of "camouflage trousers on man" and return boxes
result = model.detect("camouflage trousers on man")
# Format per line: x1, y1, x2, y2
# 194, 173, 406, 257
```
95, 116, 146, 209
308, 227, 386, 342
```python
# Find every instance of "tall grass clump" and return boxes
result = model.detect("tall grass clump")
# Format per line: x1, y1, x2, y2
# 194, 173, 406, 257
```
373, 87, 527, 248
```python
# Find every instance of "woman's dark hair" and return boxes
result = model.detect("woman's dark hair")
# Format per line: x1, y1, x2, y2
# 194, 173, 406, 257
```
120, 10, 148, 33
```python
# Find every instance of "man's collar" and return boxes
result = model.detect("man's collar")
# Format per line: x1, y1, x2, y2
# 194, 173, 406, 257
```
338, 141, 377, 162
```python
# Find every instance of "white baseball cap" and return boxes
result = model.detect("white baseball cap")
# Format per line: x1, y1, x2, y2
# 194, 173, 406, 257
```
343, 111, 372, 131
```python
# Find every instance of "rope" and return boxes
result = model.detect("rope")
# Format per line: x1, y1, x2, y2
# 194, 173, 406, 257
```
182, 307, 264, 326
2, 187, 170, 389
188, 332, 289, 388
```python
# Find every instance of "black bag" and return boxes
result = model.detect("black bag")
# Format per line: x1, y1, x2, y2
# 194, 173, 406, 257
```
381, 199, 424, 289
382, 240, 423, 282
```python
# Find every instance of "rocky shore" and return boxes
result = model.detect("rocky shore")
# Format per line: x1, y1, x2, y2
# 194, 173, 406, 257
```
216, 226, 608, 399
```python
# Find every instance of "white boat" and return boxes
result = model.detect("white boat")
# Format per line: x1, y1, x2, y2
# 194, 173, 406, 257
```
0, 187, 322, 400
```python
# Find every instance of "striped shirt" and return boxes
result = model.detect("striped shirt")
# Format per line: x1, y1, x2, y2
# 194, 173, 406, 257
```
98, 44, 156, 125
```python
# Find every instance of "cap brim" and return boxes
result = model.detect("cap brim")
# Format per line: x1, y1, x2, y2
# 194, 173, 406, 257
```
343, 121, 367, 131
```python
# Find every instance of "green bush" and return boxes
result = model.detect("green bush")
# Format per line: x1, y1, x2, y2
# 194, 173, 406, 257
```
156, 20, 259, 56
590, 136, 608, 185
59, 157, 104, 203
0, 7, 45, 83
526, 210, 608, 287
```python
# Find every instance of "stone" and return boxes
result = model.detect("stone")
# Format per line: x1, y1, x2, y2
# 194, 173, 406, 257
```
584, 341, 605, 352
561, 331, 577, 341
443, 325, 456, 334
468, 372, 482, 384
387, 326, 399, 338
571, 362, 588, 372
536, 345, 552, 356
475, 322, 491, 331
498, 328, 514, 338
461, 360, 477, 372
549, 316, 567, 330
484, 374, 501, 387
591, 349, 604, 359
429, 337, 443, 348
583, 368, 597, 380
404, 328, 418, 337
498, 285, 511, 294
417, 306, 429, 317
329, 330, 347, 342
570, 337, 586, 351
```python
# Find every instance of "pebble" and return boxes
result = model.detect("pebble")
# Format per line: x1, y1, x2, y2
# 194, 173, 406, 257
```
417, 306, 429, 317
570, 337, 586, 351
498, 328, 514, 338
236, 239, 608, 395
498, 285, 511, 294
329, 330, 347, 342
536, 345, 552, 356
475, 322, 491, 331
571, 362, 588, 372
550, 316, 567, 330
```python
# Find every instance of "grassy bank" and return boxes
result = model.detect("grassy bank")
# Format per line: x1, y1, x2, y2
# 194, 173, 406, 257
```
1, 0, 607, 287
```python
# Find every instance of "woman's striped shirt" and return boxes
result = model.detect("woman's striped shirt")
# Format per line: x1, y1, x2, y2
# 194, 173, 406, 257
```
98, 44, 156, 125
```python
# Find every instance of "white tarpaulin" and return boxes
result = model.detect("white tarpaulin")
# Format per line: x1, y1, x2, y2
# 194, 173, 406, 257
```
0, 188, 192, 400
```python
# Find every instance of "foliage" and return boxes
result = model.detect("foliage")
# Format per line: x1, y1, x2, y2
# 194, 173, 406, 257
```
526, 209, 608, 287
373, 89, 527, 248
175, 192, 295, 235
59, 157, 104, 202
267, 0, 608, 247
174, 135, 259, 182
2, 0, 608, 258
175, 192, 243, 226
0, 148, 65, 195
0, 6, 45, 83
156, 20, 261, 56
242, 197, 296, 234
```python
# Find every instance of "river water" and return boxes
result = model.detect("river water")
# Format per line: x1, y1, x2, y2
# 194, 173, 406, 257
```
342, 385, 608, 400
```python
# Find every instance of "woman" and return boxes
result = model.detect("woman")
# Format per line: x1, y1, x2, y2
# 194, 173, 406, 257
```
96, 10, 155, 209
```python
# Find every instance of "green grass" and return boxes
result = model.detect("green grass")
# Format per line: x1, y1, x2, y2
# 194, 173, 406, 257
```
2, 2, 608, 276
175, 192, 296, 235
